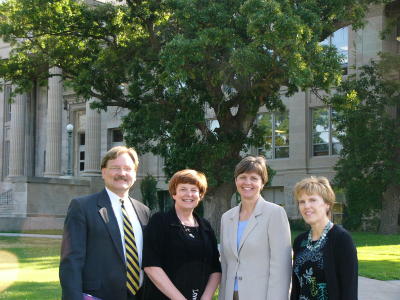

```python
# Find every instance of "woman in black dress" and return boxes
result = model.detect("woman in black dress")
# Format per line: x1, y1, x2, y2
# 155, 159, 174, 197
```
291, 176, 358, 300
142, 169, 221, 300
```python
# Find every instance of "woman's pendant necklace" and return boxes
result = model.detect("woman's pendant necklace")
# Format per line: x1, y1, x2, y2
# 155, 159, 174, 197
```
181, 218, 198, 239
306, 221, 333, 251
182, 224, 196, 238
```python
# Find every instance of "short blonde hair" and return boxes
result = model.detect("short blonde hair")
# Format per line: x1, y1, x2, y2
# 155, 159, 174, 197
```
293, 176, 336, 214
168, 169, 208, 199
100, 146, 139, 171
234, 156, 268, 185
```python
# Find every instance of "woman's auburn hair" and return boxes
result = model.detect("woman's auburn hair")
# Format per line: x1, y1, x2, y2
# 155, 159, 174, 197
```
168, 169, 208, 199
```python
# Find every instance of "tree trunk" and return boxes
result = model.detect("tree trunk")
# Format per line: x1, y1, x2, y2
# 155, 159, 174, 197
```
379, 183, 400, 234
203, 181, 236, 237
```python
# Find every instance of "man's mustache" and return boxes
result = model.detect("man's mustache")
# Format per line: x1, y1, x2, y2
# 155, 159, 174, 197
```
114, 176, 128, 181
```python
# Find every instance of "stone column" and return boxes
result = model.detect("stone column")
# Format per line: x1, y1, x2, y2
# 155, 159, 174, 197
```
44, 67, 63, 177
83, 98, 101, 176
9, 91, 27, 177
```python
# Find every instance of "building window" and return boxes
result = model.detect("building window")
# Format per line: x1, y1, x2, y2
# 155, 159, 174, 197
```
108, 128, 124, 149
312, 107, 342, 156
257, 111, 289, 159
2, 140, 10, 177
79, 133, 85, 172
262, 187, 285, 206
321, 27, 348, 74
4, 85, 11, 122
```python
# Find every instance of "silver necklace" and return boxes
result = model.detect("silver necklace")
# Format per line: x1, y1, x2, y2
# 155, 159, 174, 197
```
182, 224, 198, 238
306, 221, 333, 251
180, 218, 198, 239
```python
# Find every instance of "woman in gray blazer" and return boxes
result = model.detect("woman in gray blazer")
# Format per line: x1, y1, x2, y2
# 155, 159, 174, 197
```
219, 156, 292, 300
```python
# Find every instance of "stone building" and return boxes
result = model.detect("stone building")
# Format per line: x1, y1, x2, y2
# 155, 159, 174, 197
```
0, 3, 399, 230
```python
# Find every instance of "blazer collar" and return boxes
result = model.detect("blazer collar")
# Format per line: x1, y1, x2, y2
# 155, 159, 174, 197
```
166, 206, 210, 232
96, 189, 125, 263
166, 206, 213, 259
229, 196, 265, 257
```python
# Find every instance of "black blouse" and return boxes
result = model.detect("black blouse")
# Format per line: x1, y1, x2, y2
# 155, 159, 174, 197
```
142, 208, 221, 300
293, 237, 328, 299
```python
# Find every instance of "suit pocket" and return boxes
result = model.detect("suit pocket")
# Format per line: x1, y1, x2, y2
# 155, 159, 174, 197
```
83, 280, 101, 291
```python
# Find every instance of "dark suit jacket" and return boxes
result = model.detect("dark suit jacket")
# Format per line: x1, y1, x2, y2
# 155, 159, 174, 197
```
59, 189, 150, 300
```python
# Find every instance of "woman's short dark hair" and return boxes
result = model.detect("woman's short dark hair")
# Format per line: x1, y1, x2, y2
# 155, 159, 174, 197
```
234, 156, 268, 185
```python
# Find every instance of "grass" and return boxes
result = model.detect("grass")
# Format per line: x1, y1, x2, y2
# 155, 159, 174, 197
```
0, 236, 61, 300
352, 232, 400, 280
0, 231, 398, 299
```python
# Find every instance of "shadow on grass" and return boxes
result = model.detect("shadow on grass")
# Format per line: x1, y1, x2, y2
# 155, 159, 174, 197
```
351, 232, 400, 247
359, 260, 400, 280
0, 237, 61, 270
1, 249, 60, 270
0, 281, 61, 300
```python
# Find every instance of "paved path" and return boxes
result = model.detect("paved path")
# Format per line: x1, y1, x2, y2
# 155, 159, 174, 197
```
358, 276, 400, 300
0, 232, 62, 239
1, 233, 399, 299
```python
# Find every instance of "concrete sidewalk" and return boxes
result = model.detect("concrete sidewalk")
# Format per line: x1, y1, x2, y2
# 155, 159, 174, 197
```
1, 233, 399, 299
0, 232, 62, 239
358, 276, 400, 300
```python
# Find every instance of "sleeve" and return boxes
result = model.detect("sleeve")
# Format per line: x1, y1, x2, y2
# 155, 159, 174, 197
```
218, 217, 227, 300
206, 220, 222, 273
266, 206, 292, 300
290, 235, 302, 300
59, 198, 87, 300
336, 229, 358, 300
142, 212, 165, 268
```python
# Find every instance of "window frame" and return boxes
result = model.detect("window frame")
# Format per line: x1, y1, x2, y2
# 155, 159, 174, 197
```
311, 106, 342, 157
256, 111, 290, 160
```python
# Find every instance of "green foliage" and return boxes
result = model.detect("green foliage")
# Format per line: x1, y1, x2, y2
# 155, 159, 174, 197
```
289, 218, 309, 232
0, 0, 387, 215
140, 174, 158, 210
330, 54, 400, 229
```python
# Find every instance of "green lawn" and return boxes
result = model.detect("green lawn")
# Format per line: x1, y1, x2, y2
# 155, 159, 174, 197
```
0, 237, 61, 300
352, 232, 400, 280
0, 231, 398, 299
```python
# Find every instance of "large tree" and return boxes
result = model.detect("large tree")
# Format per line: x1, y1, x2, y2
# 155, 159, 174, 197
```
330, 53, 400, 234
0, 0, 387, 230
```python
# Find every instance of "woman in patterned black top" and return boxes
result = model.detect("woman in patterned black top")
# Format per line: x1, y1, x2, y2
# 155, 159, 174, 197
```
291, 177, 358, 300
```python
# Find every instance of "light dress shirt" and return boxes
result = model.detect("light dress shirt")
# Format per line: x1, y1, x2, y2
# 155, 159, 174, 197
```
234, 220, 249, 291
106, 187, 144, 286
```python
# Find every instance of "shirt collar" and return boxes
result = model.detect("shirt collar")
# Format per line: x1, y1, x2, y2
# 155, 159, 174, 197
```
105, 187, 129, 205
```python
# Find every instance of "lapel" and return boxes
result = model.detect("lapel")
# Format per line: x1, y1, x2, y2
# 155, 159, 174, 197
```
97, 189, 125, 263
237, 197, 264, 255
168, 208, 194, 258
168, 207, 210, 258
128, 196, 145, 228
196, 212, 212, 258
228, 206, 240, 259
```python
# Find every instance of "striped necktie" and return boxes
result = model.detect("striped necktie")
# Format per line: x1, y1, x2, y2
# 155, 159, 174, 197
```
120, 199, 140, 295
